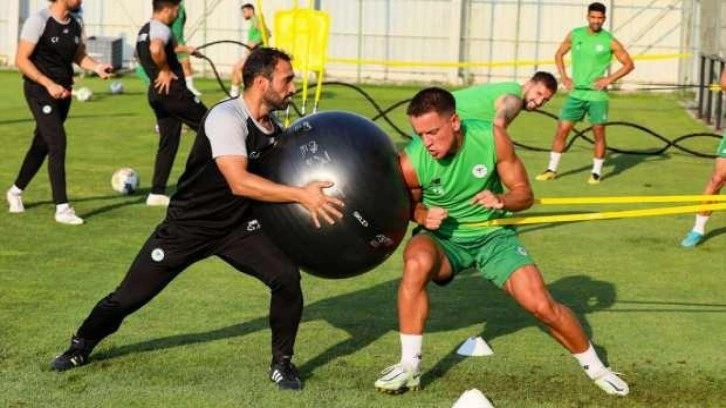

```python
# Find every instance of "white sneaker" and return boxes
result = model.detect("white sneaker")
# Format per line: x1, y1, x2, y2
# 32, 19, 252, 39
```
146, 194, 170, 207
55, 206, 84, 225
6, 189, 24, 213
229, 87, 240, 98
593, 368, 629, 396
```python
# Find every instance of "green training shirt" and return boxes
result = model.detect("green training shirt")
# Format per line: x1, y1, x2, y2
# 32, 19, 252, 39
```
453, 82, 522, 121
171, 3, 186, 44
404, 119, 504, 239
248, 17, 262, 44
569, 26, 613, 101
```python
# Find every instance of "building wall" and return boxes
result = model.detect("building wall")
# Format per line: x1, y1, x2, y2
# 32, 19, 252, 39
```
1, 0, 704, 86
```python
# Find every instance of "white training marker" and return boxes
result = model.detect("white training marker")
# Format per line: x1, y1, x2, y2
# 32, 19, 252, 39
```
456, 336, 493, 357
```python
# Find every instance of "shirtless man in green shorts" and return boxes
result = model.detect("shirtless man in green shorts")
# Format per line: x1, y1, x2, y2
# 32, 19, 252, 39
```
536, 2, 634, 184
453, 71, 557, 128
374, 87, 629, 397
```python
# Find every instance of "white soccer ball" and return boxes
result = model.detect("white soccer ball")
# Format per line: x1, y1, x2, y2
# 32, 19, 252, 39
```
109, 81, 124, 95
74, 87, 93, 102
111, 167, 140, 195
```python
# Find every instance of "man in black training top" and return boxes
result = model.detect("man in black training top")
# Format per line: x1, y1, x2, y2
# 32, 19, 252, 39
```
7, 0, 112, 224
137, 0, 207, 206
50, 47, 344, 392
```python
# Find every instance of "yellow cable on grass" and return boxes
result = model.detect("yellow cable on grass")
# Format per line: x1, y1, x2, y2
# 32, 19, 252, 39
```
535, 195, 726, 205
465, 203, 726, 228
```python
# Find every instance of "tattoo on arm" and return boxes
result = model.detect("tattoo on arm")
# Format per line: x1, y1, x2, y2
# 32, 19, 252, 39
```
495, 94, 523, 127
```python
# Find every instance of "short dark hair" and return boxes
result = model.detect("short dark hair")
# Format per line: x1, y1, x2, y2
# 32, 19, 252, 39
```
588, 2, 606, 14
153, 0, 181, 12
241, 3, 255, 11
242, 47, 292, 88
531, 71, 558, 93
406, 87, 456, 117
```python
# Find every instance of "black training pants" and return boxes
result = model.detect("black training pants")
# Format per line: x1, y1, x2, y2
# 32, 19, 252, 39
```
76, 221, 303, 361
147, 84, 207, 195
15, 81, 73, 204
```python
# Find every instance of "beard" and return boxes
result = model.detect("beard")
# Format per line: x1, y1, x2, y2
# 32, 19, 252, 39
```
264, 92, 292, 111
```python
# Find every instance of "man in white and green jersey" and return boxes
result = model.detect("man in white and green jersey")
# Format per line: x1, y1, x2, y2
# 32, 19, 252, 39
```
453, 71, 558, 128
536, 2, 634, 184
374, 87, 629, 397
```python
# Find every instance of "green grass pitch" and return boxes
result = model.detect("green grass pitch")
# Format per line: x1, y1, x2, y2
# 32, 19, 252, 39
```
0, 71, 724, 407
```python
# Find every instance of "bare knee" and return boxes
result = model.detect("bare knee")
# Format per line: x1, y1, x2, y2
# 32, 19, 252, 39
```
708, 172, 726, 191
527, 297, 561, 325
401, 256, 434, 293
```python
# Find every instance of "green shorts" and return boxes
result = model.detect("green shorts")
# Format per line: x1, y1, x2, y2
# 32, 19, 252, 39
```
559, 96, 609, 124
418, 227, 535, 288
718, 135, 726, 158
172, 25, 188, 60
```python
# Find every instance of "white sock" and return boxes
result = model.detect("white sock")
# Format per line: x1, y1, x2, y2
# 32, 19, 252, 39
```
9, 185, 22, 195
230, 85, 240, 97
547, 152, 562, 172
573, 342, 606, 379
400, 333, 423, 370
592, 158, 605, 175
56, 203, 70, 213
693, 214, 709, 234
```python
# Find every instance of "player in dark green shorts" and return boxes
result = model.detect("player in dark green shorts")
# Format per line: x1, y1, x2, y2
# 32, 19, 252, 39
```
681, 68, 726, 247
536, 2, 634, 184
453, 71, 558, 128
374, 87, 629, 397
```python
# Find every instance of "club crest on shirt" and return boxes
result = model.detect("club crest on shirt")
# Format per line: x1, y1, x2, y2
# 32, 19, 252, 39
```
151, 248, 165, 262
246, 219, 261, 231
42, 105, 52, 114
472, 164, 488, 178
595, 44, 605, 52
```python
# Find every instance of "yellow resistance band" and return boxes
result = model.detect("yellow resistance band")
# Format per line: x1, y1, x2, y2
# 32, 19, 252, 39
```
463, 197, 726, 228
535, 195, 726, 205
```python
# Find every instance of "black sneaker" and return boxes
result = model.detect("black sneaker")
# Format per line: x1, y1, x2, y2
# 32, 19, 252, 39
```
269, 356, 303, 391
50, 335, 96, 372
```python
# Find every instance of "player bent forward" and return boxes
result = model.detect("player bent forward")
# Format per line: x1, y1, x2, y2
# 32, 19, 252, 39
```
374, 87, 629, 396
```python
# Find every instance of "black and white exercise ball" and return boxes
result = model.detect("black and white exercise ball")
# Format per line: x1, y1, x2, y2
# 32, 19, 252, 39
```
255, 111, 410, 279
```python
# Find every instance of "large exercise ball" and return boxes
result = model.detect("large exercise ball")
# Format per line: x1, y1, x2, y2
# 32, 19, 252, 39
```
255, 111, 411, 279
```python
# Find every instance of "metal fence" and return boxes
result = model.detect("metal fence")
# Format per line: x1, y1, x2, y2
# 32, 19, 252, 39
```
0, 0, 722, 86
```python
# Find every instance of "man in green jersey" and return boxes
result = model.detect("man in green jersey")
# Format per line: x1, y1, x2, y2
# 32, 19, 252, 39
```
374, 88, 629, 397
536, 2, 634, 184
172, 1, 202, 96
453, 71, 558, 128
680, 68, 726, 247
230, 3, 266, 97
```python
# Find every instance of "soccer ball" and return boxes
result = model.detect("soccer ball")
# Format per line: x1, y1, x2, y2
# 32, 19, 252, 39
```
111, 167, 140, 195
74, 87, 93, 102
109, 81, 124, 95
